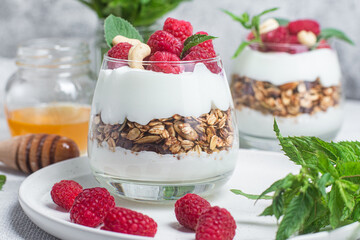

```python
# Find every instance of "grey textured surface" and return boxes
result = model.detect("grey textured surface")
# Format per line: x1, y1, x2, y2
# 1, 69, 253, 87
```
0, 163, 58, 240
0, 0, 359, 98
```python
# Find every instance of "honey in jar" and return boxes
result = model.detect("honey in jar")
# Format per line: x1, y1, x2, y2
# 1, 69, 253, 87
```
7, 104, 91, 154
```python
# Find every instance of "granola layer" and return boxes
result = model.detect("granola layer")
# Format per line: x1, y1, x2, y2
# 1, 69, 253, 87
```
231, 74, 341, 117
90, 108, 234, 155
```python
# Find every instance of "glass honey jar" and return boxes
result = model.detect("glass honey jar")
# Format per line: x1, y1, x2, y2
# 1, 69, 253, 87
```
4, 38, 96, 154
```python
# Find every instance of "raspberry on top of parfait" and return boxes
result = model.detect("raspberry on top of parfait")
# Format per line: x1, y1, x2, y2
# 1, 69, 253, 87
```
105, 16, 219, 74
224, 7, 354, 56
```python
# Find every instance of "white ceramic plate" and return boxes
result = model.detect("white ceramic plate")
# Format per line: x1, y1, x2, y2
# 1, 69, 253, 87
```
19, 149, 360, 240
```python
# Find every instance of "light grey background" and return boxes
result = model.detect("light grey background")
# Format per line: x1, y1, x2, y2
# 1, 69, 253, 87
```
0, 0, 359, 98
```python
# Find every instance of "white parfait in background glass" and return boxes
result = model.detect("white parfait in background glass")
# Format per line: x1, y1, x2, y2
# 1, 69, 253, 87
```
231, 43, 343, 150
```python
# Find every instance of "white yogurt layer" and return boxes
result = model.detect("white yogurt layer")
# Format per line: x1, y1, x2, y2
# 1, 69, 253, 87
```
233, 47, 341, 87
89, 144, 238, 182
92, 64, 231, 125
236, 106, 343, 138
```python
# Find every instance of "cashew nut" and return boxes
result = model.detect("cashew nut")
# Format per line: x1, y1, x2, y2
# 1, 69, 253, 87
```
259, 18, 279, 35
297, 30, 317, 47
128, 43, 151, 69
112, 35, 151, 69
112, 35, 142, 47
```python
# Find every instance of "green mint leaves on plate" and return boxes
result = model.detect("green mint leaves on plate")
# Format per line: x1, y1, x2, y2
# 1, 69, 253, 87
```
180, 34, 217, 59
104, 14, 144, 48
0, 175, 6, 190
232, 120, 360, 240
223, 7, 279, 58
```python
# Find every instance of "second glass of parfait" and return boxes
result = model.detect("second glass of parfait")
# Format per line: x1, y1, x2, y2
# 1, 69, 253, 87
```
4, 38, 95, 154
225, 9, 353, 150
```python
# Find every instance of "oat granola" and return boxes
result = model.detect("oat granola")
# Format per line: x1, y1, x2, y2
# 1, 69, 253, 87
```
231, 74, 341, 117
90, 109, 234, 154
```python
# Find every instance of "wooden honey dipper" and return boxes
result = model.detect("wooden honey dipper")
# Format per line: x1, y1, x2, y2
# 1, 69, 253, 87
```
0, 134, 80, 173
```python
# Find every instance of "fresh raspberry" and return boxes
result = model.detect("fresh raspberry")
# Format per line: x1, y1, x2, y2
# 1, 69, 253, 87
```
260, 26, 292, 53
108, 42, 132, 59
261, 26, 288, 43
51, 180, 83, 211
102, 207, 157, 237
147, 30, 183, 56
183, 47, 220, 74
288, 35, 300, 44
70, 187, 115, 227
196, 206, 236, 240
287, 36, 309, 54
288, 19, 320, 35
247, 32, 255, 40
175, 193, 211, 230
147, 51, 182, 74
193, 31, 216, 55
163, 17, 193, 43
107, 42, 133, 69
317, 39, 331, 49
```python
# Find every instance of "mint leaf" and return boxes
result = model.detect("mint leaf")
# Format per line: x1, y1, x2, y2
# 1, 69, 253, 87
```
301, 201, 329, 234
132, 0, 188, 27
180, 34, 217, 59
257, 173, 295, 201
317, 172, 334, 198
352, 201, 360, 221
338, 162, 360, 184
260, 205, 274, 216
276, 191, 313, 240
328, 180, 356, 228
222, 10, 252, 29
0, 175, 6, 190
316, 151, 339, 178
273, 192, 284, 220
223, 7, 279, 57
257, 7, 279, 17
232, 40, 258, 58
338, 141, 360, 156
274, 119, 360, 170
104, 14, 144, 48
230, 189, 272, 200
275, 18, 289, 26
318, 28, 354, 45
78, 0, 188, 27
274, 120, 307, 166
241, 12, 250, 25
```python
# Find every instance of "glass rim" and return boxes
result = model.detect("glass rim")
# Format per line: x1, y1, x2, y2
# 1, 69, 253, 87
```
103, 54, 221, 64
247, 40, 333, 48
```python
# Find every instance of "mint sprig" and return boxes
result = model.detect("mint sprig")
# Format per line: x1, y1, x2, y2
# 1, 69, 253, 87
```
312, 28, 354, 50
223, 7, 279, 58
274, 17, 289, 26
180, 34, 217, 59
318, 28, 354, 45
0, 175, 6, 190
230, 189, 272, 200
104, 14, 144, 48
232, 120, 360, 240
77, 0, 188, 27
